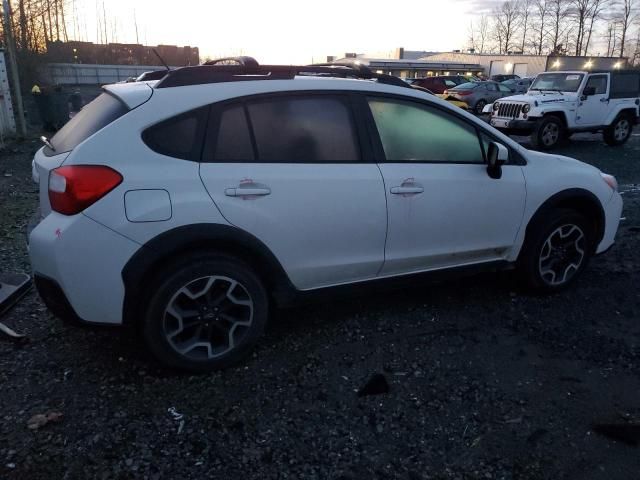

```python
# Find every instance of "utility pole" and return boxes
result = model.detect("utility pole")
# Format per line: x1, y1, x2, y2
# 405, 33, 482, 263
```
2, 0, 27, 138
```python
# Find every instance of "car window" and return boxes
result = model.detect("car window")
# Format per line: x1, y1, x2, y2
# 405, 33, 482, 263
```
585, 75, 607, 94
444, 79, 457, 87
486, 83, 498, 91
247, 96, 360, 162
142, 107, 208, 160
45, 93, 128, 156
498, 84, 512, 92
203, 104, 255, 161
367, 97, 484, 164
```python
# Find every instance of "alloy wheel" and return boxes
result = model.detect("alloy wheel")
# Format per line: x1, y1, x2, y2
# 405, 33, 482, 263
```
541, 122, 560, 146
162, 275, 254, 360
538, 224, 586, 286
614, 119, 630, 142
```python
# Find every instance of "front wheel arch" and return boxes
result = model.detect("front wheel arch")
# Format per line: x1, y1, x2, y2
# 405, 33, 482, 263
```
518, 189, 605, 262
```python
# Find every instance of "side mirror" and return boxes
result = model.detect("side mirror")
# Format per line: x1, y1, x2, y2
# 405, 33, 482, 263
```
487, 141, 509, 179
582, 86, 596, 98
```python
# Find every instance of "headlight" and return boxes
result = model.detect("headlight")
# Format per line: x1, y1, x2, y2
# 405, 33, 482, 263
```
493, 102, 500, 111
522, 104, 531, 113
601, 173, 618, 191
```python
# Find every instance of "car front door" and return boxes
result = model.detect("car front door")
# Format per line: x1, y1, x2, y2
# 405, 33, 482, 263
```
576, 74, 609, 126
199, 93, 387, 290
365, 96, 526, 276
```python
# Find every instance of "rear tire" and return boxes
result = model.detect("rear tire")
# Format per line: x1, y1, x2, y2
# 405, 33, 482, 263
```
142, 253, 269, 372
603, 114, 633, 146
530, 115, 564, 150
518, 209, 594, 293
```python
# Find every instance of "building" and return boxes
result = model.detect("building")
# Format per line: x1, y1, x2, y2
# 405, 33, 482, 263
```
46, 40, 199, 66
329, 48, 630, 79
331, 57, 484, 79
423, 52, 629, 77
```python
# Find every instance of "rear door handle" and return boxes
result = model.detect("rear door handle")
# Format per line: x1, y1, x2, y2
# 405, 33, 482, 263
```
225, 187, 271, 197
390, 186, 424, 195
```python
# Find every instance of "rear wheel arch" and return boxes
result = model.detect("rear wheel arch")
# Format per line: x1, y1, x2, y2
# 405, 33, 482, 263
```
520, 189, 605, 258
607, 108, 637, 126
121, 224, 296, 326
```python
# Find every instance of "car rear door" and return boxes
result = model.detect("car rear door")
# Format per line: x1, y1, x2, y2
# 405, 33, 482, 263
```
363, 95, 526, 276
198, 93, 387, 290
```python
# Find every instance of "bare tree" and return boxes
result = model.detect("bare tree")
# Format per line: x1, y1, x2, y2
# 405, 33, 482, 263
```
549, 0, 571, 52
478, 14, 490, 53
532, 0, 550, 54
582, 0, 607, 55
468, 20, 478, 52
616, 0, 638, 57
520, 0, 533, 52
572, 0, 592, 55
493, 0, 522, 53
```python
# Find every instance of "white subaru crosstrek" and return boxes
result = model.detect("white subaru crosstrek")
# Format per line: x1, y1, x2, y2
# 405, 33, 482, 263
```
29, 58, 623, 371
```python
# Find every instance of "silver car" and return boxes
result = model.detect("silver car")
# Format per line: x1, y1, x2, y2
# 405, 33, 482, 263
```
446, 81, 514, 114
501, 77, 533, 94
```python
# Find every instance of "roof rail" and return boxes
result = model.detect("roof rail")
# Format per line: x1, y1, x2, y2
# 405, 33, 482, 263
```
154, 57, 412, 90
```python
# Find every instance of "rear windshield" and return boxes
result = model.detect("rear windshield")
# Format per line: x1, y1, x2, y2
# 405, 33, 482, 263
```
44, 92, 128, 156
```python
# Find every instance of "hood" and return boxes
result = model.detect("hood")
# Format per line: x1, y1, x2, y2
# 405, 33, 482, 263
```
526, 149, 601, 173
498, 92, 578, 105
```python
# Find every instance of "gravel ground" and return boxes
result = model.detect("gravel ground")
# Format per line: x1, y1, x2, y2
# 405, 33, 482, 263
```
1, 131, 639, 480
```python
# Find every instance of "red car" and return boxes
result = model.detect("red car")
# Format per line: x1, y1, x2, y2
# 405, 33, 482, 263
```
410, 75, 471, 94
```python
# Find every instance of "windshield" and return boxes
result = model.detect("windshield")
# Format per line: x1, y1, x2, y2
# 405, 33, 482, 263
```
530, 73, 584, 92
44, 92, 129, 156
453, 82, 478, 90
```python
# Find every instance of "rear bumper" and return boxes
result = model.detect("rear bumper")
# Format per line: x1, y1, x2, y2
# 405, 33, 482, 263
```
29, 212, 141, 324
34, 274, 84, 323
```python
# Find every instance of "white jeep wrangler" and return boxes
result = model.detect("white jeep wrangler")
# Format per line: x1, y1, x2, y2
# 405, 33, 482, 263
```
488, 70, 640, 149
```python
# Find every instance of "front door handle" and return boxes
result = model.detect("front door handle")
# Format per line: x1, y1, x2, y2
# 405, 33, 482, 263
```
390, 186, 424, 195
391, 178, 424, 195
225, 186, 271, 197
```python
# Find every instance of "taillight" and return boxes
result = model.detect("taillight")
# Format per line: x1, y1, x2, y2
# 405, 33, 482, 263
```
49, 165, 122, 215
457, 91, 473, 96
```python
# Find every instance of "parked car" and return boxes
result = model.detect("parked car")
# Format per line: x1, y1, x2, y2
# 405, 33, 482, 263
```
501, 77, 534, 93
411, 75, 470, 94
491, 74, 520, 82
446, 81, 514, 114
411, 85, 469, 110
30, 58, 622, 371
489, 70, 640, 149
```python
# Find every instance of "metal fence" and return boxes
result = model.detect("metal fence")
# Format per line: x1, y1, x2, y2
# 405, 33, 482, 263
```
42, 63, 171, 85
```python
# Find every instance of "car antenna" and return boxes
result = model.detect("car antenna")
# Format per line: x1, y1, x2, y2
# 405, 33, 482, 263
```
153, 49, 171, 72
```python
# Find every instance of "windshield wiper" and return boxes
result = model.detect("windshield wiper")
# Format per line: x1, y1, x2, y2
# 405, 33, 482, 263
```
40, 136, 55, 151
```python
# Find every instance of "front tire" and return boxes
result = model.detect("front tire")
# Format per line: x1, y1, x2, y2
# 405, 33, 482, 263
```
603, 114, 633, 146
142, 253, 269, 372
530, 115, 564, 150
475, 99, 487, 115
518, 209, 594, 292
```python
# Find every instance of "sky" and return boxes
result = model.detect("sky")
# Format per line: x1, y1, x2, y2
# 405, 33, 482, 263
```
70, 0, 484, 64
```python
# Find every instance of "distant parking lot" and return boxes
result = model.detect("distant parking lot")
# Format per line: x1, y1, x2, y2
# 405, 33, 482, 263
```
1, 129, 639, 479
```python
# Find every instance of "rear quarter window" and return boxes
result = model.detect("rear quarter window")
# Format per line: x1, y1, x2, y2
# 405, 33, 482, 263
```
610, 73, 640, 98
142, 107, 208, 160
44, 93, 128, 156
